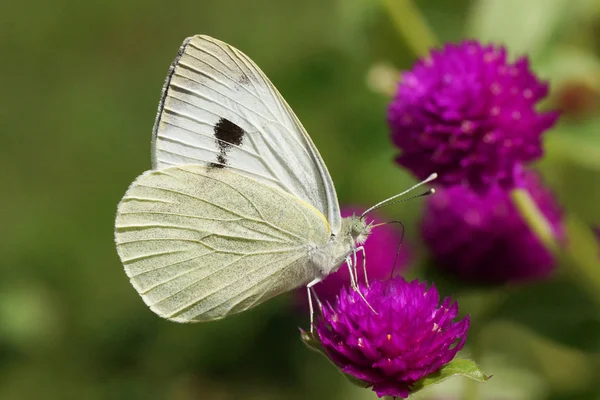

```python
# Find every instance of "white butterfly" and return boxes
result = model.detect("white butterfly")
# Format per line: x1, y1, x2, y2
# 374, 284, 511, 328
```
114, 35, 435, 323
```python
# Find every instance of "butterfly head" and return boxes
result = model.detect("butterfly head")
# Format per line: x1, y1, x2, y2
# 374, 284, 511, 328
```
344, 214, 371, 246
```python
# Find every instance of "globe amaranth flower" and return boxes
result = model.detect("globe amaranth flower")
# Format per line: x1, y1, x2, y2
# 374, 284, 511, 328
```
388, 41, 559, 192
296, 207, 410, 307
422, 169, 563, 283
315, 277, 469, 398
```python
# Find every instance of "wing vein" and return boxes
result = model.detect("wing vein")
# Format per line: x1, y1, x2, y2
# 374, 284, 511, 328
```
161, 109, 262, 158
136, 184, 253, 219
122, 196, 174, 204
167, 251, 304, 318
130, 251, 216, 278
178, 52, 267, 106
119, 211, 244, 222
116, 223, 288, 244
169, 78, 282, 134
122, 250, 186, 264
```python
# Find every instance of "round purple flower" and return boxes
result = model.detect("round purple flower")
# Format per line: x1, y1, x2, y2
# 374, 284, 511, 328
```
388, 41, 559, 192
422, 170, 564, 283
315, 277, 470, 398
296, 207, 410, 307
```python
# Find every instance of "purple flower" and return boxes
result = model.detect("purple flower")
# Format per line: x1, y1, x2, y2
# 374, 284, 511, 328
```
422, 170, 564, 283
296, 207, 410, 307
315, 277, 469, 398
388, 41, 558, 192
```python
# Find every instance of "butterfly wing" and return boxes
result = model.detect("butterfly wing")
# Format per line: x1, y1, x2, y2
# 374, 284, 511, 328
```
151, 35, 341, 234
115, 165, 330, 322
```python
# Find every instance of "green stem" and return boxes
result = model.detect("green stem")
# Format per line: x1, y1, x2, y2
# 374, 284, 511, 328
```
512, 189, 600, 306
381, 0, 438, 57
510, 189, 559, 255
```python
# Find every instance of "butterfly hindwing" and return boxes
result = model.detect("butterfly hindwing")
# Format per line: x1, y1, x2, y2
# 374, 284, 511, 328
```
115, 165, 330, 322
151, 35, 341, 233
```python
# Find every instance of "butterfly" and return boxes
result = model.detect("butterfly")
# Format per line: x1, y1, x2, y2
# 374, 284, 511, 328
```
114, 35, 435, 323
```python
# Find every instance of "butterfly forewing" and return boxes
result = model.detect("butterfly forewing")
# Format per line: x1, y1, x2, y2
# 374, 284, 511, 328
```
151, 35, 341, 233
115, 165, 330, 322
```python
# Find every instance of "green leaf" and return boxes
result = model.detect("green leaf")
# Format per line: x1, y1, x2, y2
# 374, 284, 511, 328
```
410, 359, 490, 394
300, 329, 326, 356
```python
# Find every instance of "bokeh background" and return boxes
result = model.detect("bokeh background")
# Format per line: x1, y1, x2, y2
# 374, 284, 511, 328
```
2, 0, 600, 399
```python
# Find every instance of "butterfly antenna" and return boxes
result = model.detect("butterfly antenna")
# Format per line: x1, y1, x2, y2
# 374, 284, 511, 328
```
367, 189, 436, 222
377, 188, 435, 211
386, 221, 405, 279
362, 173, 437, 217
368, 220, 407, 279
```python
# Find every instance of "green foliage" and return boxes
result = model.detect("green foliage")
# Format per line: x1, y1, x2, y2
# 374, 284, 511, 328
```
410, 359, 490, 393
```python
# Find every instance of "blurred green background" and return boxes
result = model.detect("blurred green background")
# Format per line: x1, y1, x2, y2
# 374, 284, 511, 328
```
2, 0, 600, 399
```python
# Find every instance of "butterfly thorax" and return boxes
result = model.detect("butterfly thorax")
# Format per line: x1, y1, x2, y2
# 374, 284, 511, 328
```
309, 214, 371, 277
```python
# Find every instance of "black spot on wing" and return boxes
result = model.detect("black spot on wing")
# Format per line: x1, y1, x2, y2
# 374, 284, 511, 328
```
214, 118, 245, 147
208, 118, 245, 169
208, 155, 227, 169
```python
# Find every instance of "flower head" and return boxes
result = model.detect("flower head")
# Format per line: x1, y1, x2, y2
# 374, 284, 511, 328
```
296, 207, 410, 307
422, 170, 563, 283
315, 277, 469, 398
388, 41, 558, 192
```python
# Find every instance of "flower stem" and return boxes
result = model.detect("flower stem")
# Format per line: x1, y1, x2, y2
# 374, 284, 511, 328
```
510, 188, 559, 255
511, 188, 600, 306
380, 0, 438, 57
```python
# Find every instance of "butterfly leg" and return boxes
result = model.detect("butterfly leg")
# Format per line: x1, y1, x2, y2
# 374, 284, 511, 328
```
345, 255, 357, 288
354, 246, 368, 287
346, 256, 377, 315
307, 278, 323, 333
352, 249, 359, 286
